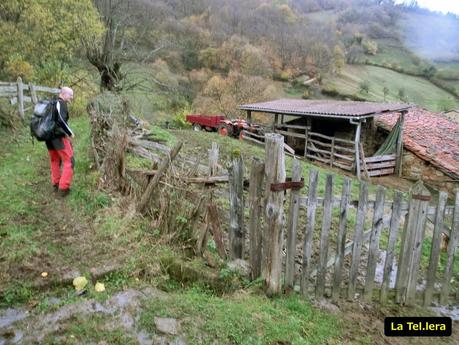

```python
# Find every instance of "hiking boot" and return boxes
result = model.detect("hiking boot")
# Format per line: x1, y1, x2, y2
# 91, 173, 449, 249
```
58, 188, 71, 198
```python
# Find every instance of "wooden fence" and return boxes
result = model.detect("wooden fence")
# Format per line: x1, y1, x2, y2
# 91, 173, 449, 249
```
0, 77, 60, 119
229, 133, 459, 307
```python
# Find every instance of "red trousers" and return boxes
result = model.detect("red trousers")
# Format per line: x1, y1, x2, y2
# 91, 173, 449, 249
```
48, 137, 74, 190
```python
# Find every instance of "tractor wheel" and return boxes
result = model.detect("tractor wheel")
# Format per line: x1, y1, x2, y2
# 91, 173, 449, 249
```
218, 123, 233, 137
192, 123, 202, 131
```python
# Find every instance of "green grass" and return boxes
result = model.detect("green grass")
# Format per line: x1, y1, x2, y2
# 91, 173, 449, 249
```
325, 64, 459, 111
140, 288, 342, 345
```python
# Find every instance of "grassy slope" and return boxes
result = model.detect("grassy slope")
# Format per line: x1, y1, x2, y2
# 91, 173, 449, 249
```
325, 64, 459, 111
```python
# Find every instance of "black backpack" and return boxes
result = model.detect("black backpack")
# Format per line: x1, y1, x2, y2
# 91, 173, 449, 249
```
30, 99, 57, 141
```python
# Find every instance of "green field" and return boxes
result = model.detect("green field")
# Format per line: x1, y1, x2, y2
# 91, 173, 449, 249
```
325, 64, 459, 111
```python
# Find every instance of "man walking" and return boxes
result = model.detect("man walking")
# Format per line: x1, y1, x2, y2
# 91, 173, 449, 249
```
46, 87, 75, 197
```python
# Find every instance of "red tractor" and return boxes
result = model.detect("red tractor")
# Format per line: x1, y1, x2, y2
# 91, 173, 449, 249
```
186, 114, 263, 139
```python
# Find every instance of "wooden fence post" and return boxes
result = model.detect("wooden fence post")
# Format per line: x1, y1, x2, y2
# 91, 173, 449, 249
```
285, 158, 302, 291
316, 174, 334, 299
380, 191, 403, 304
262, 133, 286, 296
208, 142, 219, 176
424, 191, 448, 306
395, 181, 430, 305
364, 185, 386, 302
248, 157, 265, 279
332, 178, 351, 301
301, 169, 318, 296
347, 181, 368, 300
17, 77, 24, 120
228, 154, 245, 259
440, 190, 459, 305
29, 82, 38, 104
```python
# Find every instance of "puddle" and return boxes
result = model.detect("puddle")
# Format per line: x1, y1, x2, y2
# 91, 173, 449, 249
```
430, 304, 459, 321
0, 288, 170, 344
0, 309, 27, 329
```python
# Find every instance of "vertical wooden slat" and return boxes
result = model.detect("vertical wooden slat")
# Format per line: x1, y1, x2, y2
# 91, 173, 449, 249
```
17, 77, 24, 120
354, 121, 362, 180
347, 181, 368, 300
316, 174, 334, 299
304, 127, 308, 158
380, 191, 403, 304
440, 190, 459, 305
228, 155, 245, 259
395, 112, 406, 177
424, 192, 448, 306
285, 158, 302, 291
364, 186, 386, 302
29, 82, 38, 104
301, 169, 318, 296
395, 181, 430, 305
248, 157, 265, 280
208, 142, 219, 176
330, 138, 335, 167
332, 178, 351, 302
262, 133, 286, 296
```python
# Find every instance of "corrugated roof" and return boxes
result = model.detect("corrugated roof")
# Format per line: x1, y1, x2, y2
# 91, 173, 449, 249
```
376, 109, 459, 179
239, 99, 412, 119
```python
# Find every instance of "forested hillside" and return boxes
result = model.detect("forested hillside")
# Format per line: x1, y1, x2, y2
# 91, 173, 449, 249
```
1, 0, 458, 125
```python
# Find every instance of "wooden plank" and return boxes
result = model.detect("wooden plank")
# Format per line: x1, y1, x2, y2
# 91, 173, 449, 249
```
332, 161, 353, 171
242, 130, 264, 140
348, 181, 368, 300
367, 168, 394, 177
395, 182, 430, 305
306, 145, 333, 156
0, 82, 16, 86
17, 77, 24, 120
380, 191, 403, 304
242, 134, 264, 146
276, 124, 310, 130
33, 85, 60, 93
364, 161, 396, 170
228, 155, 245, 259
285, 159, 302, 291
316, 174, 334, 299
0, 85, 17, 92
309, 132, 355, 144
364, 186, 386, 302
183, 175, 229, 183
333, 145, 356, 154
308, 138, 333, 149
396, 112, 406, 176
359, 143, 370, 181
330, 138, 335, 167
354, 121, 362, 180
306, 154, 330, 164
29, 83, 38, 104
440, 190, 459, 305
208, 142, 219, 176
207, 204, 226, 258
364, 154, 397, 163
9, 96, 32, 105
284, 143, 295, 155
276, 129, 306, 139
332, 178, 351, 301
248, 157, 265, 280
301, 169, 318, 296
137, 142, 183, 213
333, 152, 354, 161
304, 127, 308, 158
424, 191, 448, 306
262, 133, 286, 296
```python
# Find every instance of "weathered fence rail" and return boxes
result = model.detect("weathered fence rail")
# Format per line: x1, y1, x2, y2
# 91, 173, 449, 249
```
239, 133, 459, 307
0, 77, 60, 119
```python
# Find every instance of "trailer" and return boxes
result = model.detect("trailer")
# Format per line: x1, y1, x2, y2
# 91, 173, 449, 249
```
186, 114, 264, 139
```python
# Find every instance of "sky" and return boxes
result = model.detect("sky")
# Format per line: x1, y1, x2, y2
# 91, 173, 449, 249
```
397, 0, 459, 15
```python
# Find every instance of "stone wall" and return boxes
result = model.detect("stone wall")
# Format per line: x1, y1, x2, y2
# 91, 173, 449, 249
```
402, 150, 458, 197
